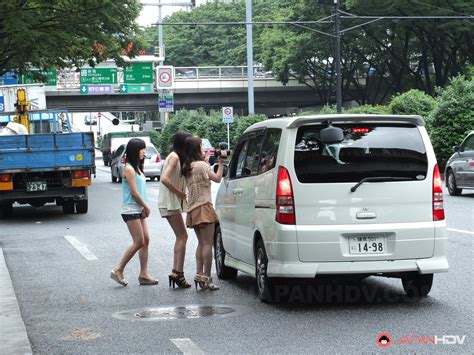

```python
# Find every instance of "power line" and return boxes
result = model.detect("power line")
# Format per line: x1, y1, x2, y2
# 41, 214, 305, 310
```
411, 0, 471, 17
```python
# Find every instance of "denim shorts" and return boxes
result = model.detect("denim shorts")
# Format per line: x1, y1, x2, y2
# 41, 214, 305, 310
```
121, 213, 144, 223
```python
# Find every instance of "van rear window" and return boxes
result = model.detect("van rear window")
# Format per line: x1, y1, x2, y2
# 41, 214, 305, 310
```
294, 124, 428, 183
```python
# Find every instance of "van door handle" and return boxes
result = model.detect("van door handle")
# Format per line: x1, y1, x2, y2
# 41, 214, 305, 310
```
232, 188, 243, 196
356, 212, 377, 219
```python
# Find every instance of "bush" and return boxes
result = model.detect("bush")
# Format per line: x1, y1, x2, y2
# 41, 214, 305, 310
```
388, 89, 436, 120
230, 114, 267, 146
347, 104, 389, 114
429, 75, 474, 168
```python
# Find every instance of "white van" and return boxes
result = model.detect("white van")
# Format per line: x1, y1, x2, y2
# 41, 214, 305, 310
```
214, 114, 448, 302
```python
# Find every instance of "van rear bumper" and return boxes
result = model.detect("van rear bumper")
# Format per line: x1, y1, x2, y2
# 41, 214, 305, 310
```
267, 256, 449, 278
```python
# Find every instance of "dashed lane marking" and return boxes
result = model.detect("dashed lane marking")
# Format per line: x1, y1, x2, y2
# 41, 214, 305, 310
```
447, 228, 474, 235
64, 235, 98, 261
170, 338, 205, 355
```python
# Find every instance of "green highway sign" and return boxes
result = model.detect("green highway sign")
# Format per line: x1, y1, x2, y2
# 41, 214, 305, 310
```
124, 62, 153, 84
19, 70, 57, 86
80, 68, 117, 84
119, 84, 152, 94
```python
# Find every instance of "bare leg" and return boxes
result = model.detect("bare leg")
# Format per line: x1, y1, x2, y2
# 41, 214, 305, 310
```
166, 214, 188, 272
137, 218, 154, 279
196, 223, 215, 277
114, 219, 145, 273
194, 227, 204, 276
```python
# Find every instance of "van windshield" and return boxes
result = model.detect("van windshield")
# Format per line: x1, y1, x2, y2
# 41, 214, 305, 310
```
294, 123, 428, 183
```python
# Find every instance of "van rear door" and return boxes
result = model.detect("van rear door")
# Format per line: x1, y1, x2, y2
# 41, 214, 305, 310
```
290, 119, 435, 262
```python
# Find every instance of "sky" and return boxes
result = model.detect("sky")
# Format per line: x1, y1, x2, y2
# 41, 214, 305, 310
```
137, 0, 207, 27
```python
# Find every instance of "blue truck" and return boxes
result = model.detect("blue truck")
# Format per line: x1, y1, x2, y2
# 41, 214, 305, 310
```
0, 109, 95, 217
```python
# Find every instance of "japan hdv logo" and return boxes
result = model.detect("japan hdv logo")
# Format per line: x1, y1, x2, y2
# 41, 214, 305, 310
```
376, 332, 467, 348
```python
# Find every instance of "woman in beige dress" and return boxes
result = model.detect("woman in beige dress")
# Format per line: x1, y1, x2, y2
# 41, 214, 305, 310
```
158, 131, 192, 288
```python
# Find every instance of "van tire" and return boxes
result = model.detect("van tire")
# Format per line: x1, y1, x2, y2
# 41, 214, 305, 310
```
446, 170, 462, 196
402, 273, 433, 298
214, 225, 238, 279
1, 203, 13, 218
255, 240, 276, 302
76, 199, 88, 214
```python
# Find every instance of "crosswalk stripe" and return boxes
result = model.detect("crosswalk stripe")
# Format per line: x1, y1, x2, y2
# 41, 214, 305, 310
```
447, 228, 474, 235
170, 338, 205, 355
64, 235, 98, 261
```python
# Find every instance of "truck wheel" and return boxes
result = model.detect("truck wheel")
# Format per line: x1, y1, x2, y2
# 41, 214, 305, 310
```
62, 201, 75, 214
402, 273, 433, 298
1, 203, 13, 218
76, 199, 88, 214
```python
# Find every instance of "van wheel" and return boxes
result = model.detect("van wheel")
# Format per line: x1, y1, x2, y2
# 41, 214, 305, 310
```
447, 170, 462, 196
402, 273, 433, 298
62, 201, 75, 214
255, 240, 276, 302
76, 199, 88, 214
1, 203, 13, 218
214, 225, 237, 279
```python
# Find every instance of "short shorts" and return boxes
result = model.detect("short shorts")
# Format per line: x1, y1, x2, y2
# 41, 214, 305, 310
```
159, 208, 182, 218
121, 213, 145, 223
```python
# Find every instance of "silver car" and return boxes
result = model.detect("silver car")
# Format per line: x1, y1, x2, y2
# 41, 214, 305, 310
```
445, 131, 474, 195
111, 143, 162, 182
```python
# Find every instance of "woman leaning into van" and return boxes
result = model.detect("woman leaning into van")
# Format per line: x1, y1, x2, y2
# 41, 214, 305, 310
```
158, 131, 192, 288
110, 138, 158, 287
182, 135, 226, 290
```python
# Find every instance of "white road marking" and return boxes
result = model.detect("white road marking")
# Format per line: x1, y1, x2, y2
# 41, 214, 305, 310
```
170, 338, 204, 355
64, 235, 98, 261
447, 228, 474, 235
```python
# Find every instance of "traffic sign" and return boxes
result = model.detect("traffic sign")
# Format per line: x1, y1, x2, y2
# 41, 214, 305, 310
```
124, 62, 153, 84
120, 84, 152, 94
156, 66, 174, 89
159, 89, 174, 112
222, 106, 234, 124
80, 68, 117, 84
0, 71, 18, 85
19, 70, 57, 86
80, 85, 113, 95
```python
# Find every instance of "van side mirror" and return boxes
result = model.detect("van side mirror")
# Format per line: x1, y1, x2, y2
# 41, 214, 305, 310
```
320, 125, 344, 144
453, 145, 460, 153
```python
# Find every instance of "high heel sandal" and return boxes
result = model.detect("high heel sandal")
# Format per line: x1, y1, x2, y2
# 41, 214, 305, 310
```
196, 275, 220, 291
168, 269, 191, 289
194, 274, 203, 290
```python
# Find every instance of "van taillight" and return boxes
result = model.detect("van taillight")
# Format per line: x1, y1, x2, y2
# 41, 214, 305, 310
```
155, 154, 161, 163
276, 166, 295, 225
432, 164, 445, 221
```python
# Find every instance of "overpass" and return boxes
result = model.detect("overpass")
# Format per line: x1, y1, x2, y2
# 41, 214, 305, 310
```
45, 66, 336, 115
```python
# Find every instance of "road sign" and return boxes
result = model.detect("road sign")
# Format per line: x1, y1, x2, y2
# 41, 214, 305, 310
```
80, 85, 113, 95
80, 68, 117, 84
119, 84, 152, 94
222, 106, 234, 124
124, 62, 153, 84
159, 89, 174, 112
156, 66, 174, 89
19, 70, 57, 86
0, 71, 18, 85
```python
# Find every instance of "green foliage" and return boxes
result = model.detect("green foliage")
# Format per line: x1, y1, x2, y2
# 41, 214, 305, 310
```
230, 114, 268, 144
0, 0, 144, 76
347, 105, 389, 114
318, 105, 338, 114
388, 90, 436, 119
148, 131, 161, 150
429, 76, 474, 168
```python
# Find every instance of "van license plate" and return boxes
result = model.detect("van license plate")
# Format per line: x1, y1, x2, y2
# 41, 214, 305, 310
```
349, 236, 385, 254
26, 181, 47, 192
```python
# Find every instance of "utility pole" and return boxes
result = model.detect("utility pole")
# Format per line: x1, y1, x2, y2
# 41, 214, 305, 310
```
246, 0, 255, 115
334, 0, 342, 113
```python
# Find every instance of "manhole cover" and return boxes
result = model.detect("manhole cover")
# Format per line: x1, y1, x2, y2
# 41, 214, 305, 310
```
113, 305, 237, 321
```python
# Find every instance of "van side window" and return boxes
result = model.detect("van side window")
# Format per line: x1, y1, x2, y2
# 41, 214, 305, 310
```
259, 128, 281, 174
462, 135, 474, 152
244, 136, 264, 176
229, 140, 248, 178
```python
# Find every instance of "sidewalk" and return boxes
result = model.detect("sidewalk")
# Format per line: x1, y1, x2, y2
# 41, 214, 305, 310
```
0, 248, 32, 354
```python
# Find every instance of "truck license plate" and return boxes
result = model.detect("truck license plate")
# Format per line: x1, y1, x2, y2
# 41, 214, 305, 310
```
349, 235, 386, 254
26, 181, 47, 192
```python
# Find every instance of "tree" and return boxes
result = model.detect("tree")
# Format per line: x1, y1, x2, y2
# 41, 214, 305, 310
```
428, 75, 474, 168
0, 0, 145, 76
388, 89, 437, 119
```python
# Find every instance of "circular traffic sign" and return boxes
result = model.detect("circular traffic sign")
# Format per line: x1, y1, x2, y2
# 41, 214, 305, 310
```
224, 107, 232, 115
159, 71, 171, 84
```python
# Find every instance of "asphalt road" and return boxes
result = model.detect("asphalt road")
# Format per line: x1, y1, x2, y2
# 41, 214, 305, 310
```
0, 163, 472, 354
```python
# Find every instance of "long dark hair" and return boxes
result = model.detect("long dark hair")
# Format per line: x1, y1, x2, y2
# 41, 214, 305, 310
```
172, 130, 191, 170
125, 138, 146, 174
181, 136, 203, 177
